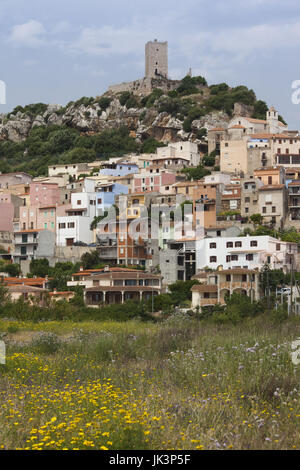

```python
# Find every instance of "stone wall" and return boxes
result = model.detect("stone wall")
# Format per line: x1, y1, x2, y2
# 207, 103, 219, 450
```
108, 77, 180, 97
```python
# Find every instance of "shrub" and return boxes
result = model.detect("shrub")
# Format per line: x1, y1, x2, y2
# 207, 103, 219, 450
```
270, 305, 288, 324
97, 97, 111, 111
31, 332, 62, 354
119, 92, 131, 106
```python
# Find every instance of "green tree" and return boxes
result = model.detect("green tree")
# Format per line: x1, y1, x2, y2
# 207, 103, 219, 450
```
168, 280, 200, 305
181, 164, 211, 181
250, 213, 263, 226
81, 250, 101, 270
30, 259, 50, 277
140, 138, 166, 154
5, 263, 21, 277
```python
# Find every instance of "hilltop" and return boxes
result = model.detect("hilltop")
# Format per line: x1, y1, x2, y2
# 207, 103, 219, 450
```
0, 75, 286, 176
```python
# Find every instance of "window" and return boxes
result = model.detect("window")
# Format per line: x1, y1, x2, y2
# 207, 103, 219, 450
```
246, 254, 253, 261
44, 223, 47, 229
231, 255, 238, 261
226, 242, 233, 248
210, 256, 217, 263
242, 275, 247, 282
245, 197, 250, 203
250, 240, 258, 247
77, 200, 81, 205
226, 256, 231, 262
68, 222, 75, 228
216, 231, 221, 237
210, 242, 217, 249
276, 243, 281, 251
125, 280, 137, 286
59, 223, 66, 229
226, 274, 231, 282
235, 241, 242, 247
272, 206, 276, 213
263, 207, 266, 213
245, 207, 249, 213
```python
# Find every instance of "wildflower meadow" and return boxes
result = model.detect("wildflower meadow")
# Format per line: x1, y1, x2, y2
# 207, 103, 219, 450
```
0, 315, 300, 450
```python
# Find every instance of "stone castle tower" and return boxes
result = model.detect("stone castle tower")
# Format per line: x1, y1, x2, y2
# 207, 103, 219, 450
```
145, 39, 168, 79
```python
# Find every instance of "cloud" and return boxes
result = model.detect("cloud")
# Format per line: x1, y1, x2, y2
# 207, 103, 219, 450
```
8, 20, 46, 47
67, 25, 154, 57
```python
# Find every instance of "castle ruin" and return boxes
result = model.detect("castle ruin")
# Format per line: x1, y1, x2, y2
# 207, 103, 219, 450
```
108, 40, 179, 96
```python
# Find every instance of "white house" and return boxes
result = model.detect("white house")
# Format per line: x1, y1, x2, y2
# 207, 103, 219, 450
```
156, 141, 200, 166
56, 192, 97, 247
196, 235, 298, 273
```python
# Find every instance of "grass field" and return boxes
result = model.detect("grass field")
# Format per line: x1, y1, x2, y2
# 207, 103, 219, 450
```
0, 314, 300, 450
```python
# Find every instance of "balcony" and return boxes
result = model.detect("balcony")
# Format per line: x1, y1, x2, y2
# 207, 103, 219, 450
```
98, 247, 118, 259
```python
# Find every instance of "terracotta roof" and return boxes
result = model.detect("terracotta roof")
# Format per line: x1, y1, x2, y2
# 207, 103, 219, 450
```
85, 286, 160, 292
90, 272, 161, 280
249, 134, 292, 139
229, 125, 245, 129
72, 268, 140, 277
222, 195, 241, 200
191, 284, 217, 292
6, 285, 48, 293
246, 118, 268, 124
173, 181, 201, 187
208, 127, 225, 132
254, 167, 282, 172
288, 181, 300, 186
3, 277, 48, 283
217, 268, 258, 275
14, 229, 41, 234
259, 184, 285, 191
191, 272, 208, 279
285, 168, 300, 173
49, 291, 74, 296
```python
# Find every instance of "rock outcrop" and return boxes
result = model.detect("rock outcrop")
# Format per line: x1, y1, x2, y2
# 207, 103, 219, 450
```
0, 94, 232, 144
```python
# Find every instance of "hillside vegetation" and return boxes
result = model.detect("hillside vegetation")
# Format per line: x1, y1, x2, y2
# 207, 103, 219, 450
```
0, 75, 285, 177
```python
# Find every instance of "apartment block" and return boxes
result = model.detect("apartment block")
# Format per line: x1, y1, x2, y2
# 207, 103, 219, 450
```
196, 236, 297, 273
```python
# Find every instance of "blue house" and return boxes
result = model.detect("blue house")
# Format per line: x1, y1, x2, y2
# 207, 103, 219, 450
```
99, 162, 138, 177
95, 182, 128, 215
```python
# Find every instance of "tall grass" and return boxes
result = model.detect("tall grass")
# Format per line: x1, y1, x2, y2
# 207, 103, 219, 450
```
0, 315, 299, 449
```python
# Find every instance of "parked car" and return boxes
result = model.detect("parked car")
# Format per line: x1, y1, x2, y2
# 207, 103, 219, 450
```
277, 287, 291, 295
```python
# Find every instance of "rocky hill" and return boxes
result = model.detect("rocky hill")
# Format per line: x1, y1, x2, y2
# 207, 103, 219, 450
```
0, 76, 284, 176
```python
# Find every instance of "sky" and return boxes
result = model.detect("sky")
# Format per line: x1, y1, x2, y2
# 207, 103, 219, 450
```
1, 0, 300, 128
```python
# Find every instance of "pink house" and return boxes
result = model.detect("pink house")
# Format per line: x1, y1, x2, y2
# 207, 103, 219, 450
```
0, 193, 23, 232
133, 171, 176, 193
30, 182, 60, 207
19, 203, 70, 232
